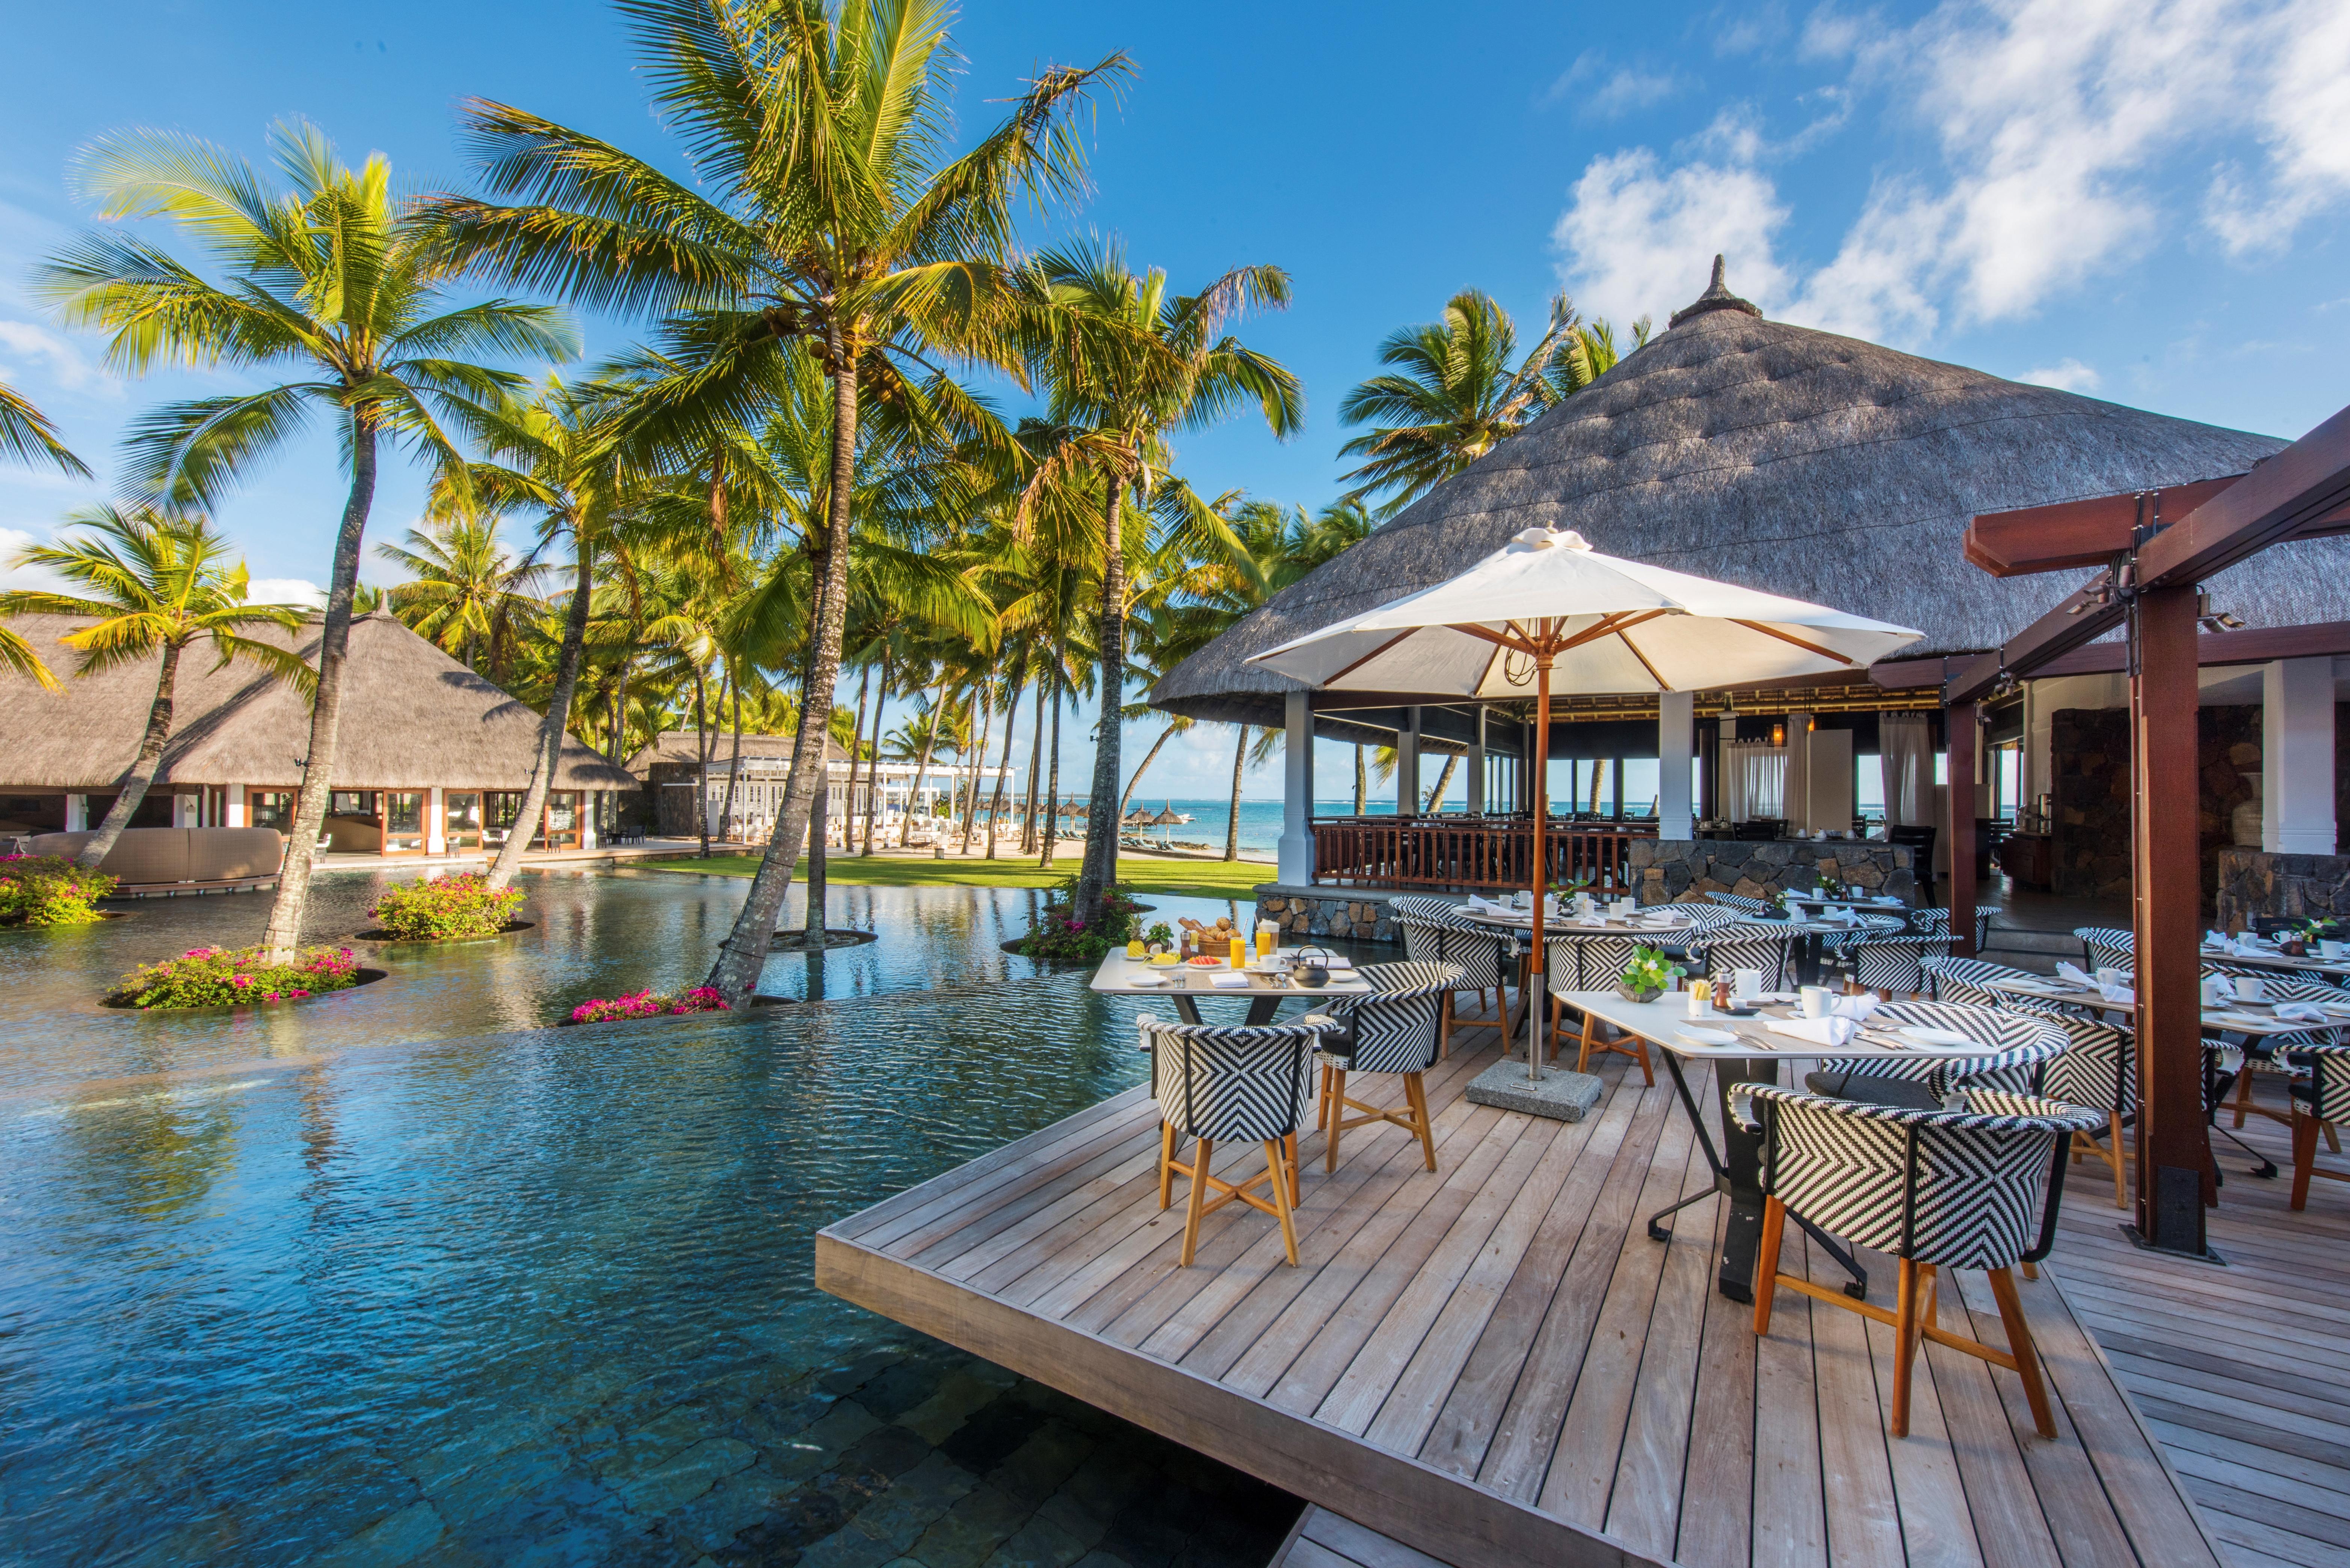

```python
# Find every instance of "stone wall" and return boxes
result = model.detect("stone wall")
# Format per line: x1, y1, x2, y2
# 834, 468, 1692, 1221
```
2216, 847, 2350, 930
2199, 706, 2261, 907
1627, 838, 1917, 905
1254, 884, 1404, 943
2050, 708, 2131, 900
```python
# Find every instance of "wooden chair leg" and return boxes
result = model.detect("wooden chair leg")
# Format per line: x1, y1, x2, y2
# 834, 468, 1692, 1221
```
2292, 1109, 2321, 1210
1263, 1139, 1299, 1266
1325, 1070, 1347, 1173
1753, 1195, 1787, 1335
1317, 1063, 1333, 1133
1158, 1121, 1177, 1211
1285, 1130, 1301, 1207
2232, 1067, 2255, 1129
1180, 1136, 1212, 1266
2020, 1259, 2038, 1281
1576, 1010, 1600, 1073
1986, 1266, 2057, 1439
2107, 1112, 2126, 1208
1630, 1032, 1654, 1087
1440, 991, 1454, 1058
1891, 1258, 1921, 1438
1405, 1072, 1436, 1171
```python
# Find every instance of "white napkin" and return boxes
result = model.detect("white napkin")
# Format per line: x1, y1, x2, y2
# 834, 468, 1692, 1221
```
1769, 1016, 1859, 1047
1208, 972, 1251, 989
2202, 976, 2234, 1008
2056, 961, 2096, 988
1467, 895, 1508, 916
2205, 930, 2227, 949
2097, 982, 2136, 1004
1828, 995, 1878, 1020
2275, 1002, 2327, 1023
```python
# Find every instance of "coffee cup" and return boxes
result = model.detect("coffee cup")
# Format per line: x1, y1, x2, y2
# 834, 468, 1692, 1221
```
2234, 975, 2264, 1002
1799, 985, 1830, 1019
2323, 940, 2345, 961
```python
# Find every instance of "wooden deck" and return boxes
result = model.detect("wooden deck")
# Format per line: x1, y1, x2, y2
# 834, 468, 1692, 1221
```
818, 1013, 2242, 1568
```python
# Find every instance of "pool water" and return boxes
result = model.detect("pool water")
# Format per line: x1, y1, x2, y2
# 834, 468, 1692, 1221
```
0, 872, 1332, 1568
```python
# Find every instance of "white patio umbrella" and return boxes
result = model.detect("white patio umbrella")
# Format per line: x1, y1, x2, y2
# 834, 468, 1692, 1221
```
1248, 524, 1922, 1080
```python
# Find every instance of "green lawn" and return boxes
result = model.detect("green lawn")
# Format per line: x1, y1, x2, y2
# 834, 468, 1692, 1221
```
632, 851, 1273, 902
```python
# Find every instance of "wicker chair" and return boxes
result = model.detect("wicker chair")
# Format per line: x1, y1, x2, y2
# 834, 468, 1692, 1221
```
2003, 999, 2137, 1208
1743, 1085, 2103, 1438
1802, 1000, 2070, 1111
1540, 934, 1653, 1082
2074, 926, 2136, 973
1706, 891, 1770, 915
1143, 1014, 1325, 1266
1851, 932, 1942, 998
1920, 954, 2043, 1011
1695, 924, 1796, 995
1396, 914, 1507, 1054
1310, 961, 1460, 1175
2289, 1043, 2350, 1210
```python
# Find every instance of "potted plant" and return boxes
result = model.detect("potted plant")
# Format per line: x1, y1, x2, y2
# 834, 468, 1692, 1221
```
1143, 921, 1175, 956
1616, 945, 1684, 1003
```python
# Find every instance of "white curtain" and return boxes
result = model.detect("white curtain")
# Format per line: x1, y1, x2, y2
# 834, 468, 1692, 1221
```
1721, 741, 1787, 821
1880, 714, 1934, 827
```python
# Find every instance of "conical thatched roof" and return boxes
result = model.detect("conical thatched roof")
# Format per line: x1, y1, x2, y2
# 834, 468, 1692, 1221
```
0, 610, 636, 791
1154, 269, 2337, 727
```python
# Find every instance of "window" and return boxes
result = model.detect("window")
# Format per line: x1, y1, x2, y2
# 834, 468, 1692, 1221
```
1854, 757, 1885, 824
249, 791, 297, 832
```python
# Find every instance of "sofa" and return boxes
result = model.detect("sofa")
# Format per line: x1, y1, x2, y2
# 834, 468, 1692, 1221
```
28, 827, 287, 886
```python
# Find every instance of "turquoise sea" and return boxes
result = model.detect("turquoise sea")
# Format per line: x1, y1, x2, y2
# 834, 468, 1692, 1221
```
1095, 797, 1409, 859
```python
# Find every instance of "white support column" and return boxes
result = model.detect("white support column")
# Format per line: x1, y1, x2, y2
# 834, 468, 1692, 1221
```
1397, 708, 1421, 816
171, 792, 193, 827
426, 786, 447, 854
1466, 708, 1486, 814
2263, 657, 2335, 854
65, 794, 86, 832
1278, 690, 1314, 884
581, 791, 600, 851
227, 785, 247, 828
1658, 691, 1693, 840
1785, 711, 1813, 830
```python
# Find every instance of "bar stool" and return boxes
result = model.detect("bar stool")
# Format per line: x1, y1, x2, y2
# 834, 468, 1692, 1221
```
1740, 1084, 2103, 1438
1311, 960, 1459, 1175
1143, 1014, 1324, 1266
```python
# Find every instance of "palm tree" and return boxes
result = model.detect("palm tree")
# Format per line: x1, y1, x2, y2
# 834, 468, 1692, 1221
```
1018, 240, 1300, 921
1337, 291, 1642, 513
0, 507, 312, 868
38, 119, 576, 960
376, 503, 546, 678
424, 0, 1125, 1004
0, 381, 92, 690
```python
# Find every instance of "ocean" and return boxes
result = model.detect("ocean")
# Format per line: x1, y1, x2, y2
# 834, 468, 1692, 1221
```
1101, 798, 1410, 861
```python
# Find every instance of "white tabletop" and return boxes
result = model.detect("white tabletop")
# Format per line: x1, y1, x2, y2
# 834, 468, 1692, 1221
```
2201, 943, 2350, 978
1087, 950, 1371, 1001
1563, 990, 2001, 1062
1785, 892, 1906, 910
1986, 975, 2348, 1037
1455, 905, 1701, 936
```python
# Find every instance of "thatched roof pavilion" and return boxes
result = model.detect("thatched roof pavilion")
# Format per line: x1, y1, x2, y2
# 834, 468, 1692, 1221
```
1153, 264, 2332, 729
0, 609, 633, 792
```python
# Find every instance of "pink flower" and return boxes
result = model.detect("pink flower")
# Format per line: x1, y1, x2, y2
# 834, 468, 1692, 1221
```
266, 992, 281, 1002
232, 975, 252, 988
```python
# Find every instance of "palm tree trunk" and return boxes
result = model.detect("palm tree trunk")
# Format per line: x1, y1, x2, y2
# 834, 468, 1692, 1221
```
1021, 665, 1045, 853
1354, 744, 1367, 813
906, 672, 949, 845
843, 664, 871, 856
1074, 477, 1125, 920
1225, 724, 1248, 861
985, 672, 1019, 861
1040, 649, 1063, 868
1423, 753, 1458, 813
693, 667, 712, 857
77, 639, 183, 870
705, 327, 861, 1003
607, 657, 631, 765
1120, 723, 1179, 822
861, 649, 890, 856
486, 543, 594, 892
719, 671, 743, 844
261, 420, 377, 962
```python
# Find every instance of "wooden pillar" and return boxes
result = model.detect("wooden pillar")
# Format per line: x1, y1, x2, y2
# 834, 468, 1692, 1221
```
1946, 702, 1978, 954
2130, 582, 2213, 1253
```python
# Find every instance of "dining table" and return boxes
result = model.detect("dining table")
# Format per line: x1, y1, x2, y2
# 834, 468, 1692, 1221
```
1563, 989, 2016, 1304
1453, 902, 1711, 1048
2198, 940, 2350, 981
1087, 949, 1371, 1026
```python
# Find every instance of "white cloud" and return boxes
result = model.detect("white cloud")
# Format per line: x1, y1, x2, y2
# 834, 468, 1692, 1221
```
2018, 358, 2103, 391
0, 320, 113, 395
1557, 0, 2350, 345
246, 577, 327, 608
1544, 51, 1690, 117
1552, 149, 1792, 327
0, 527, 71, 593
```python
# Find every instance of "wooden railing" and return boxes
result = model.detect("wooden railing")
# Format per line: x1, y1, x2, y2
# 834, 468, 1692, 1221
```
1309, 816, 1653, 891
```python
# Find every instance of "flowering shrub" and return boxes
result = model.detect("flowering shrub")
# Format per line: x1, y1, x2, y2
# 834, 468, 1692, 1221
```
568, 985, 731, 1024
108, 945, 362, 1009
370, 872, 525, 941
1008, 879, 1149, 963
0, 855, 117, 926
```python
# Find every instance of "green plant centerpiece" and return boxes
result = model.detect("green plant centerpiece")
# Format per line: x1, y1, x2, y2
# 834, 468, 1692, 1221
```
1009, 877, 1150, 963
369, 872, 526, 940
1615, 945, 1684, 1003
107, 945, 364, 1009
0, 855, 117, 926
1143, 921, 1175, 954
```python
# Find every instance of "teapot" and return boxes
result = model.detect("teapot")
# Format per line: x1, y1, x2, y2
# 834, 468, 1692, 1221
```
1295, 946, 1335, 988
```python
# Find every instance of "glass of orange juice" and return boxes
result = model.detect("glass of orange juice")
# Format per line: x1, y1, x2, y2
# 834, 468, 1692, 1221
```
1255, 921, 1276, 961
1228, 934, 1247, 967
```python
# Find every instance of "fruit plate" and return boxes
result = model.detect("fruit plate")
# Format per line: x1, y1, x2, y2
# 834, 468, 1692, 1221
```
1185, 955, 1225, 969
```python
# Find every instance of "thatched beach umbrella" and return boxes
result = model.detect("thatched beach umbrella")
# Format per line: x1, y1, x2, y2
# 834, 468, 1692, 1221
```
1249, 524, 1920, 1081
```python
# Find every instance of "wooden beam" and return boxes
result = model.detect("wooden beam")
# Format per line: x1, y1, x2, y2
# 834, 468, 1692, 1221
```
1946, 577, 2126, 705
1964, 476, 2242, 577
2139, 403, 2350, 589
2130, 583, 2212, 1255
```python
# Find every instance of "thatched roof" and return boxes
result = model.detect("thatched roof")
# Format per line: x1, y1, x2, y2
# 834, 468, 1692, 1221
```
625, 729, 846, 777
1154, 266, 2340, 727
0, 610, 636, 791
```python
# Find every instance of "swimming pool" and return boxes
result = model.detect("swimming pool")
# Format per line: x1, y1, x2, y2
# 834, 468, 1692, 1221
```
0, 872, 1330, 1567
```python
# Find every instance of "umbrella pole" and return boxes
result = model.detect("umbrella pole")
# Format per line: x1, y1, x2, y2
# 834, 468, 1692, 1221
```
1530, 653, 1551, 1082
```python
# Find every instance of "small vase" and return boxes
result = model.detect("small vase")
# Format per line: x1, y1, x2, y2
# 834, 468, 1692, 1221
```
1616, 981, 1662, 1003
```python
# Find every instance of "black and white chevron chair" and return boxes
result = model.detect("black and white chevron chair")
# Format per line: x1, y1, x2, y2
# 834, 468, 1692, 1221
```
2074, 926, 2135, 973
1803, 1001, 2070, 1112
2003, 999, 2137, 1209
1706, 891, 1770, 915
1743, 1085, 2104, 1438
1850, 928, 1943, 998
1541, 934, 1655, 1082
1388, 895, 1464, 922
1820, 912, 1905, 973
1142, 1014, 1325, 1267
1695, 924, 1795, 995
1311, 961, 1460, 1175
2289, 1043, 2350, 1209
1395, 913, 1505, 1053
1920, 954, 2043, 1011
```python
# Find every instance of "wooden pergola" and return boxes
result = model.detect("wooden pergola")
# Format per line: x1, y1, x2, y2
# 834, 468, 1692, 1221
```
1941, 403, 2350, 1259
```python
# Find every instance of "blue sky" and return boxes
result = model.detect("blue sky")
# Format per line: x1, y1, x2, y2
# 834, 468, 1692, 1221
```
3, 0, 2347, 802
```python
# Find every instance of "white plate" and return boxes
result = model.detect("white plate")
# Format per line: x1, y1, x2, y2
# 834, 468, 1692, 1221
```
1678, 1027, 1740, 1045
1898, 1026, 1978, 1048
1127, 974, 1172, 988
